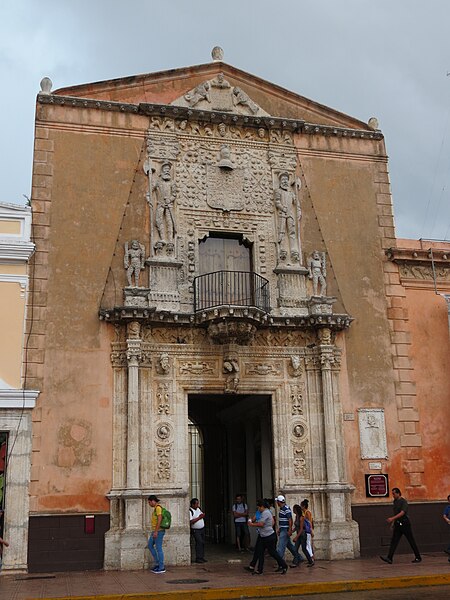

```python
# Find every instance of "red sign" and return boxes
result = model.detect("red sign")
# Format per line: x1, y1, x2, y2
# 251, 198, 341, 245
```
366, 474, 389, 497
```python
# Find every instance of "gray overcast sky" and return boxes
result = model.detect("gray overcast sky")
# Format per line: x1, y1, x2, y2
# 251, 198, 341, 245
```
2, 0, 450, 240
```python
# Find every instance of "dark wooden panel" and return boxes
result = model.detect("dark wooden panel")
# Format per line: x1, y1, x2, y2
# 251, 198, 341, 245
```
28, 514, 110, 572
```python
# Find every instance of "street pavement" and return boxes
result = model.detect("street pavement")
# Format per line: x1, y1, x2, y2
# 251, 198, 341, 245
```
0, 551, 449, 600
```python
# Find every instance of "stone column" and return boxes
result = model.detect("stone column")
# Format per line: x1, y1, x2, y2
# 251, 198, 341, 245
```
318, 328, 359, 558
126, 323, 141, 492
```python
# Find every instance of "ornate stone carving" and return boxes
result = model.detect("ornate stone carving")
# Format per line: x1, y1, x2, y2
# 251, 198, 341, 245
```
156, 446, 171, 480
179, 360, 215, 376
245, 362, 281, 377
293, 423, 306, 440
156, 423, 172, 441
293, 444, 307, 477
232, 87, 258, 114
399, 263, 450, 281
290, 384, 304, 415
307, 251, 327, 296
110, 348, 127, 368
146, 134, 180, 161
217, 144, 235, 170
156, 352, 171, 375
207, 320, 257, 345
127, 321, 141, 339
318, 328, 332, 345
289, 356, 303, 377
156, 383, 171, 415
124, 240, 146, 287
274, 172, 302, 264
268, 147, 297, 171
223, 357, 240, 393
151, 162, 177, 249
206, 164, 244, 211
184, 82, 211, 107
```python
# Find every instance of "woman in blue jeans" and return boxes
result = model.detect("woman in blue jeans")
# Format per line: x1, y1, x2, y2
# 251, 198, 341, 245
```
148, 495, 166, 573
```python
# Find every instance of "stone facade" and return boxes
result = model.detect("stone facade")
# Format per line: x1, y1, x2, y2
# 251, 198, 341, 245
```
21, 53, 450, 572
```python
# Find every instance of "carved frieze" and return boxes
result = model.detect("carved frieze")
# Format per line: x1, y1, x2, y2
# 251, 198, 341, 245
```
111, 346, 127, 368
245, 362, 282, 377
399, 263, 450, 281
146, 133, 180, 161
179, 360, 216, 376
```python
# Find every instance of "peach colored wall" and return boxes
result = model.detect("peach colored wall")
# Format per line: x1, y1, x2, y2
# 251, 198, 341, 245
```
405, 288, 450, 497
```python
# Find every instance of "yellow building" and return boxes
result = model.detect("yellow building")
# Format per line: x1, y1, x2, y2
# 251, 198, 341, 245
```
0, 202, 38, 572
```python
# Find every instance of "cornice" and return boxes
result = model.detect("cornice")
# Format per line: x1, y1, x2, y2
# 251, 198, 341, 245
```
0, 388, 39, 409
386, 247, 450, 264
37, 94, 383, 141
0, 241, 35, 263
99, 306, 352, 332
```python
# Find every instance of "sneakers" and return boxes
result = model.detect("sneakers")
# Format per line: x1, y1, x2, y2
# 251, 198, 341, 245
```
307, 560, 315, 567
244, 566, 255, 572
252, 570, 262, 575
195, 558, 207, 563
151, 566, 166, 573
380, 556, 393, 564
412, 557, 422, 563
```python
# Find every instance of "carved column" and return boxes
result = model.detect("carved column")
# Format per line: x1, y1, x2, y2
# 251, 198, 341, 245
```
319, 337, 340, 486
126, 323, 142, 491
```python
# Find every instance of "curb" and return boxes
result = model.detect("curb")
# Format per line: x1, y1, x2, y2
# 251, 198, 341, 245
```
29, 572, 450, 600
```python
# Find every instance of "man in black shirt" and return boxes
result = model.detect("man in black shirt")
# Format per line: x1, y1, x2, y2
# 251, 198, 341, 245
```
380, 487, 421, 564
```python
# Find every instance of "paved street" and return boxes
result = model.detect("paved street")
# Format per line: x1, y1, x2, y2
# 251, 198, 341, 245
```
259, 585, 450, 600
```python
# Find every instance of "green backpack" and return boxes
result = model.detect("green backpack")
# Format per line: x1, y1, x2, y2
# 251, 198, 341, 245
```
160, 506, 172, 529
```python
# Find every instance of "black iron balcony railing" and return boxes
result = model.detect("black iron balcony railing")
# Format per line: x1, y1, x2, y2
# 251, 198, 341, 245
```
193, 270, 270, 313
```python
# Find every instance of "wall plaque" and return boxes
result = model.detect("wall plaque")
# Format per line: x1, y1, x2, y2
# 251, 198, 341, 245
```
358, 408, 388, 459
365, 474, 389, 498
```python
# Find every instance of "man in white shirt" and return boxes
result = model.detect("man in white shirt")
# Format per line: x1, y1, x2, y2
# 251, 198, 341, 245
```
190, 498, 207, 563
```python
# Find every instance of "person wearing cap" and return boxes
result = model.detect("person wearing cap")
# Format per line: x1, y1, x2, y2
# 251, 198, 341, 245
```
276, 494, 303, 567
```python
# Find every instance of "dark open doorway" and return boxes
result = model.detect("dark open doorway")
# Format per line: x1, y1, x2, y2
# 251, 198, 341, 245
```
188, 394, 273, 547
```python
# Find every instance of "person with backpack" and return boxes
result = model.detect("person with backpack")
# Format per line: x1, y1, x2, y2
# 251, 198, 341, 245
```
189, 498, 207, 563
232, 494, 250, 552
148, 494, 170, 573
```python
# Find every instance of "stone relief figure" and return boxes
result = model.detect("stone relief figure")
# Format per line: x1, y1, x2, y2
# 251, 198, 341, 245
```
184, 81, 211, 107
232, 86, 258, 114
156, 352, 170, 375
152, 162, 177, 248
274, 172, 302, 263
211, 72, 231, 89
218, 144, 234, 170
124, 240, 145, 287
223, 357, 240, 393
307, 251, 327, 296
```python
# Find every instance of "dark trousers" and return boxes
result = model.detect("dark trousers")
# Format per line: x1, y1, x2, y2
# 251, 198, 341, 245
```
256, 532, 287, 573
249, 534, 262, 568
191, 527, 205, 560
294, 531, 313, 564
388, 519, 421, 560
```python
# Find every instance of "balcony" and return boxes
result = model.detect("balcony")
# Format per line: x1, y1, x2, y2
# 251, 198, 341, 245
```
193, 270, 270, 313
193, 271, 270, 344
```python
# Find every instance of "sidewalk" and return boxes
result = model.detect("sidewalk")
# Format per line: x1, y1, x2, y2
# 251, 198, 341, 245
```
1, 552, 450, 600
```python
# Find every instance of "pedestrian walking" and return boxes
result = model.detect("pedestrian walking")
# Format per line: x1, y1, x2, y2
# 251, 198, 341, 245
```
380, 487, 421, 564
301, 499, 315, 561
293, 503, 314, 566
443, 493, 450, 562
247, 499, 287, 575
148, 494, 167, 573
275, 495, 302, 566
189, 498, 207, 563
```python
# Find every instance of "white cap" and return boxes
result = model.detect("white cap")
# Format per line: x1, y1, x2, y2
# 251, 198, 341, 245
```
276, 495, 285, 502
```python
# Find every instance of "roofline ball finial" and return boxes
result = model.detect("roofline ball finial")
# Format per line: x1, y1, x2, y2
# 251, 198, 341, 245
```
40, 77, 53, 95
211, 46, 224, 62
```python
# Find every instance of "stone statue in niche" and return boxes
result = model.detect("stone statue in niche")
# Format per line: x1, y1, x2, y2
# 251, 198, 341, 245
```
124, 240, 145, 287
184, 81, 211, 107
223, 357, 240, 393
232, 86, 258, 114
152, 162, 177, 249
274, 172, 302, 263
307, 251, 327, 296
